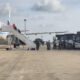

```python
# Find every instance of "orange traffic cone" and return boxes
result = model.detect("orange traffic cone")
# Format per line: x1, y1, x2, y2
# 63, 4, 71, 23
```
22, 45, 24, 49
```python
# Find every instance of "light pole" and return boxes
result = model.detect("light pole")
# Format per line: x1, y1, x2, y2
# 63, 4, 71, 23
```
24, 19, 27, 35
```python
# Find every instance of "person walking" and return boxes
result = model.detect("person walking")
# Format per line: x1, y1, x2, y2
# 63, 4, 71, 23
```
46, 40, 51, 50
35, 40, 40, 50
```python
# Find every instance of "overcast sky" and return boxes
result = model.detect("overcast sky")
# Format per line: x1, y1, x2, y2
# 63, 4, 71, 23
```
0, 0, 80, 41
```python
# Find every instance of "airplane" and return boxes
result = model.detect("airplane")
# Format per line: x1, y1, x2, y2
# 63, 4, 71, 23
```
0, 21, 67, 50
0, 18, 68, 50
0, 5, 67, 50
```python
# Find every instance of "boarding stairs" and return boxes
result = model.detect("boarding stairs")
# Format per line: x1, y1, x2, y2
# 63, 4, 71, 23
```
2, 25, 36, 49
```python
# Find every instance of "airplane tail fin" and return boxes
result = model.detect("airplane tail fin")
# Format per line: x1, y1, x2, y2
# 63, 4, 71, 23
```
7, 20, 10, 26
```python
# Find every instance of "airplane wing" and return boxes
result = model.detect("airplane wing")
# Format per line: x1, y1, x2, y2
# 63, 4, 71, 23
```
26, 31, 68, 35
21, 30, 29, 32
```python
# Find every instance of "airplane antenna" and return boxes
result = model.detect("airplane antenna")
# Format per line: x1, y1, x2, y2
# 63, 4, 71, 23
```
6, 3, 11, 25
9, 9, 11, 23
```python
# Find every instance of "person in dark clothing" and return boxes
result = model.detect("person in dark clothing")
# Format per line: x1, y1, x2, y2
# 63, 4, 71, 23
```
14, 43, 16, 48
53, 40, 56, 49
46, 41, 51, 50
35, 40, 40, 50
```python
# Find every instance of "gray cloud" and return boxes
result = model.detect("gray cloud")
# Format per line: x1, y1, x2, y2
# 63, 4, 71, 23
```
32, 0, 66, 12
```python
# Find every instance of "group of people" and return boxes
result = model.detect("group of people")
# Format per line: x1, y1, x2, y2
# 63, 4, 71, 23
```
34, 40, 51, 50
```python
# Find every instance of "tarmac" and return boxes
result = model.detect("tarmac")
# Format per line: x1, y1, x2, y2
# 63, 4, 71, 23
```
0, 45, 80, 80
